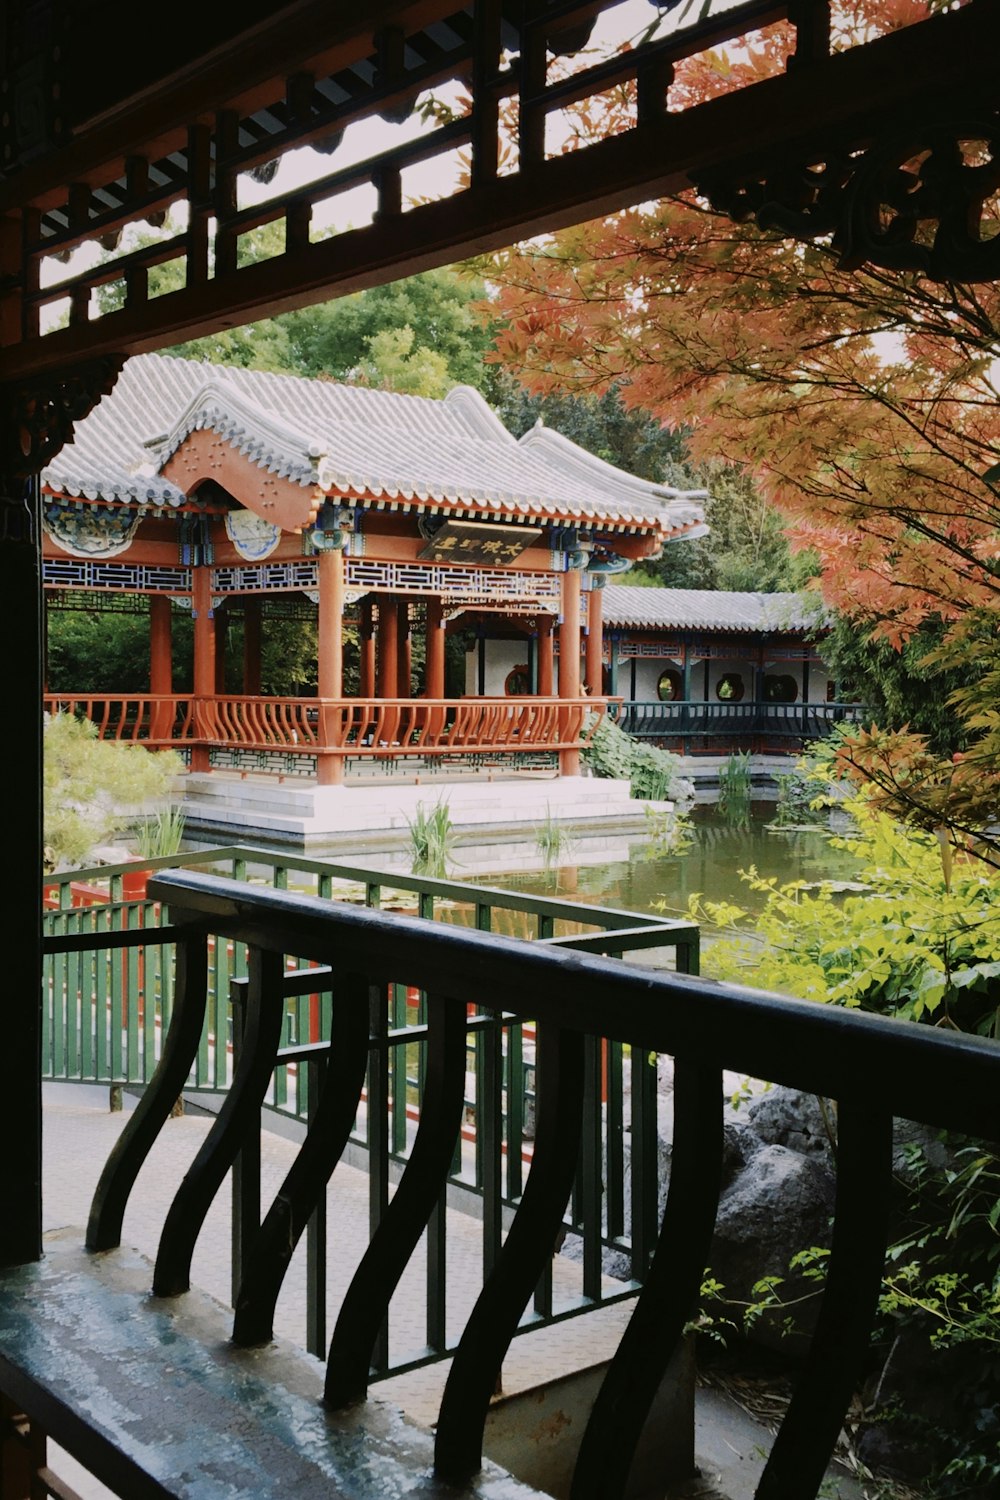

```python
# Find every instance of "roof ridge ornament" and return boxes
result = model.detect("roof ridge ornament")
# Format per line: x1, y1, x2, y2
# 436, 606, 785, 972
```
148, 375, 327, 484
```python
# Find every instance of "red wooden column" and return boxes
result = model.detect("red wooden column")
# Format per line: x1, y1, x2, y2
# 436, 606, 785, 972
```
149, 594, 173, 742
243, 596, 262, 696
538, 615, 554, 696
559, 567, 582, 776
317, 545, 345, 785
425, 597, 445, 697
396, 598, 411, 697
585, 581, 604, 696
359, 598, 375, 698
191, 565, 215, 772
377, 596, 398, 698
214, 602, 228, 693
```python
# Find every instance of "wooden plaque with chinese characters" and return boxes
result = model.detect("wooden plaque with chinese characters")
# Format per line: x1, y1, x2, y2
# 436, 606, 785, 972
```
418, 521, 542, 566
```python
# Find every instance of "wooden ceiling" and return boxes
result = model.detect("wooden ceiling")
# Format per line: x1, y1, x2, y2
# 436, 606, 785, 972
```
1, 1, 998, 381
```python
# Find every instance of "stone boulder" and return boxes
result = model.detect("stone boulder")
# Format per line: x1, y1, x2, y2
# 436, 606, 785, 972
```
744, 1087, 834, 1159
707, 1142, 836, 1354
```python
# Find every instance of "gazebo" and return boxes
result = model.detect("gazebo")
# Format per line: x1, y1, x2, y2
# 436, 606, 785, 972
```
42, 352, 706, 784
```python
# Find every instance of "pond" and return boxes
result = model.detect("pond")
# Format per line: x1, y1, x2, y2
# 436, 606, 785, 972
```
463, 802, 861, 929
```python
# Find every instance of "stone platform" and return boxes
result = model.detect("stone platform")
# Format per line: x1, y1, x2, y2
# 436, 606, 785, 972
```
180, 771, 664, 849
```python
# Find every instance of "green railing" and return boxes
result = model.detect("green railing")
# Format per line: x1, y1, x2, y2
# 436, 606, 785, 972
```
615, 698, 868, 748
43, 845, 698, 1343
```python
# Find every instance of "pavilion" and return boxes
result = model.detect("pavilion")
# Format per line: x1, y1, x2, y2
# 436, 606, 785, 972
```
42, 352, 707, 785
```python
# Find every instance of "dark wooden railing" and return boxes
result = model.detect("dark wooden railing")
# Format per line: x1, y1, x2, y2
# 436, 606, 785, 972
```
64, 869, 1000, 1499
43, 847, 697, 1370
615, 698, 868, 752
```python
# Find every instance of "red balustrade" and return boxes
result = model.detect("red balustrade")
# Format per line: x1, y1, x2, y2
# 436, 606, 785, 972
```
43, 695, 606, 771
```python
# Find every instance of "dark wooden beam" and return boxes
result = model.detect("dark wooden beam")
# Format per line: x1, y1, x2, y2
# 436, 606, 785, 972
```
2, 3, 997, 382
0, 464, 42, 1267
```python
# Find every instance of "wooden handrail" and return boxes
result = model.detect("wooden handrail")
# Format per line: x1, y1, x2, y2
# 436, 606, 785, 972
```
44, 694, 607, 759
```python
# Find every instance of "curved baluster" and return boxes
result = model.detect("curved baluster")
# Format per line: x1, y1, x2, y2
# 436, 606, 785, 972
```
434, 1021, 585, 1483
86, 930, 210, 1251
153, 946, 287, 1296
570, 1059, 724, 1500
755, 1102, 892, 1500
324, 991, 468, 1407
232, 972, 371, 1346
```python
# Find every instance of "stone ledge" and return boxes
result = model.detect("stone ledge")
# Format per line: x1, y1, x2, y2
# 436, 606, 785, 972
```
0, 1231, 546, 1500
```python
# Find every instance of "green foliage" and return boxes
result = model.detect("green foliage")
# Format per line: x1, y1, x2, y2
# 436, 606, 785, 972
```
832, 610, 1000, 869
44, 713, 183, 868
717, 751, 753, 827
772, 766, 830, 829
133, 807, 186, 860
172, 262, 493, 394
406, 799, 456, 878
582, 712, 688, 802
493, 377, 686, 481
694, 797, 1000, 1038
47, 609, 193, 693
351, 325, 452, 397
279, 267, 494, 390
689, 784, 1000, 1496
658, 462, 818, 593
821, 614, 973, 757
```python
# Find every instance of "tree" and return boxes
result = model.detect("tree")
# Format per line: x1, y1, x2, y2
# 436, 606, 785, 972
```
44, 713, 182, 869
277, 266, 494, 391
481, 2, 1000, 848
820, 614, 974, 756
169, 254, 493, 392
493, 373, 810, 591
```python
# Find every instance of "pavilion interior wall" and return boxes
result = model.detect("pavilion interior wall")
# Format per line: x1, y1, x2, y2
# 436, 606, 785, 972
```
622, 635, 832, 704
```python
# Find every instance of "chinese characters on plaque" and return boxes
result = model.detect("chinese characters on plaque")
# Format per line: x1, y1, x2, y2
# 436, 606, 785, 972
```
418, 520, 542, 565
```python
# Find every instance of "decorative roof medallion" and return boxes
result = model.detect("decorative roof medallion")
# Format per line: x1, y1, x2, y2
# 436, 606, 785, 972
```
42, 499, 140, 558
225, 507, 283, 561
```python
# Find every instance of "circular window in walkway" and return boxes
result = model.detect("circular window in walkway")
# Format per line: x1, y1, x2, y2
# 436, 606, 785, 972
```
656, 668, 683, 702
763, 673, 798, 703
505, 666, 530, 696
716, 672, 745, 702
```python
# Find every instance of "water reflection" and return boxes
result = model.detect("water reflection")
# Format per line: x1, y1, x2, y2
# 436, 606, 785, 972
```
465, 803, 861, 924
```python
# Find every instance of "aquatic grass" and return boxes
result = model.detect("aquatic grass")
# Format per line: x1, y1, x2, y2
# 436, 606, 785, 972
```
535, 805, 571, 867
406, 798, 456, 877
133, 806, 186, 860
717, 752, 753, 827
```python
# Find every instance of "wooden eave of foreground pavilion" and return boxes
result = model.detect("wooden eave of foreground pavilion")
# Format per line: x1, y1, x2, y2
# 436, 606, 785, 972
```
3, 4, 1000, 1498
40, 351, 707, 782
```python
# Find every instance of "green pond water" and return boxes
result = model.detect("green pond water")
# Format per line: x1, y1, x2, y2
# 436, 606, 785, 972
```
465, 803, 861, 929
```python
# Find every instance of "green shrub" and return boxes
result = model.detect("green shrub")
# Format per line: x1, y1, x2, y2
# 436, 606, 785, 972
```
44, 713, 183, 869
691, 795, 1000, 1494
582, 713, 690, 802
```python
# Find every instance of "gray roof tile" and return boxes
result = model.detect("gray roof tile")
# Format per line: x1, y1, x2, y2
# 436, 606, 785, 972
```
43, 354, 707, 538
602, 586, 825, 632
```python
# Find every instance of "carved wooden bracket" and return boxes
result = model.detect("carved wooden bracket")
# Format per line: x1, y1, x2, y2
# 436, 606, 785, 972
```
1, 355, 124, 478
696, 116, 1000, 284
0, 354, 123, 545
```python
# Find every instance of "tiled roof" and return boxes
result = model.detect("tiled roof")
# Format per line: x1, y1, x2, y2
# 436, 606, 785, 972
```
602, 586, 825, 632
43, 353, 707, 538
